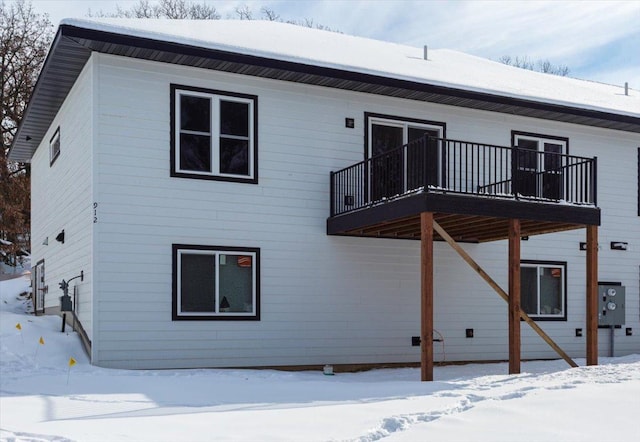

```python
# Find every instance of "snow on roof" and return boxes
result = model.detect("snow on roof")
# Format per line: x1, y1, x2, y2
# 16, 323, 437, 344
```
60, 18, 639, 118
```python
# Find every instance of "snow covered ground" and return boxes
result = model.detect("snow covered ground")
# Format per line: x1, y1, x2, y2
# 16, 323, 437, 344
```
1, 274, 639, 442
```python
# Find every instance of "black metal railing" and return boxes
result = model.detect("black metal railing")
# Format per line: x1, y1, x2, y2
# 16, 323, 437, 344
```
330, 136, 597, 216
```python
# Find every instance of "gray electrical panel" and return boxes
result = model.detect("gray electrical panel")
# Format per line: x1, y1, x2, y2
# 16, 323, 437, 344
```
597, 285, 625, 326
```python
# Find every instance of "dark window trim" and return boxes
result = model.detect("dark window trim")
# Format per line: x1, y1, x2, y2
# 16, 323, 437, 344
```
511, 131, 570, 155
364, 112, 447, 161
172, 243, 261, 321
364, 113, 447, 190
170, 84, 259, 184
49, 127, 61, 166
521, 259, 568, 321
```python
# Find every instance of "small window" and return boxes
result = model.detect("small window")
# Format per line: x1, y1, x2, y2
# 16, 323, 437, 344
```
521, 260, 567, 320
49, 127, 60, 165
172, 244, 260, 320
171, 85, 257, 183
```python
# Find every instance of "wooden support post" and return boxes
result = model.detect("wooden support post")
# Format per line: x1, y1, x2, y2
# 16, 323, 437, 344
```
586, 225, 598, 365
433, 220, 578, 368
508, 219, 521, 374
421, 212, 434, 381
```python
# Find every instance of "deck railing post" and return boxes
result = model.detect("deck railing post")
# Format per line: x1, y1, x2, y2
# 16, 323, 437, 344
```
401, 143, 406, 194
330, 170, 335, 216
511, 145, 519, 199
365, 160, 370, 207
423, 136, 430, 190
592, 156, 598, 206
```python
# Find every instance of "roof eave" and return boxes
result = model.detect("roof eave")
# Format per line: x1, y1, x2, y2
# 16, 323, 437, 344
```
9, 24, 640, 163
8, 27, 92, 163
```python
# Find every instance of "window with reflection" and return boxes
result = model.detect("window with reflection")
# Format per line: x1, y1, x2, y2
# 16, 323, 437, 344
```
172, 85, 257, 183
173, 244, 260, 320
521, 261, 566, 320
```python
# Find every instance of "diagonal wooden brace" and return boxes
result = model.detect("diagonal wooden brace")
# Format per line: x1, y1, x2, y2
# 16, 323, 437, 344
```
432, 220, 578, 368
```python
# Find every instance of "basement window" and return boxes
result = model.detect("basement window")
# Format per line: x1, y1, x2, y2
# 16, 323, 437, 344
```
173, 244, 260, 320
171, 85, 257, 183
521, 260, 567, 320
49, 127, 60, 166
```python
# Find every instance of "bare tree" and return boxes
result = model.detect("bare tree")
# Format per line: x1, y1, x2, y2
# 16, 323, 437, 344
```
93, 1, 338, 31
115, 0, 157, 18
1, 0, 52, 269
261, 6, 339, 31
91, 0, 220, 19
234, 4, 252, 20
499, 55, 570, 77
537, 59, 570, 76
260, 6, 279, 21
187, 2, 220, 20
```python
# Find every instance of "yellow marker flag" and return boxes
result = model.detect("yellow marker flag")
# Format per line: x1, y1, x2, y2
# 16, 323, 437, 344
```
66, 357, 77, 385
15, 323, 22, 330
39, 337, 45, 345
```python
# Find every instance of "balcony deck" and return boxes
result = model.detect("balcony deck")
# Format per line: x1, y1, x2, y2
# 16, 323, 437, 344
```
327, 136, 600, 242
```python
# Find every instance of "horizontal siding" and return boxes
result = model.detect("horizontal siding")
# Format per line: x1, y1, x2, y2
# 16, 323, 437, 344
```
30, 58, 94, 341
92, 54, 639, 369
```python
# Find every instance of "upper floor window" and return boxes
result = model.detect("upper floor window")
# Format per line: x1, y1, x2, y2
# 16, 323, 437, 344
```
171, 85, 258, 183
49, 127, 60, 165
521, 260, 567, 320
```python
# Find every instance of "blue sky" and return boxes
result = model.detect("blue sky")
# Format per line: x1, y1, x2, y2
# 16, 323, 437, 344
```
31, 0, 640, 88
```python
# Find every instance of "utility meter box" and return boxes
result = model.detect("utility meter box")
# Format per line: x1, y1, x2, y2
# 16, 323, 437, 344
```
597, 284, 625, 326
60, 295, 73, 312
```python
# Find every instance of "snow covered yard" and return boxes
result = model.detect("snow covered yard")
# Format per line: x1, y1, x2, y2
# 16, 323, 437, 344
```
1, 275, 639, 442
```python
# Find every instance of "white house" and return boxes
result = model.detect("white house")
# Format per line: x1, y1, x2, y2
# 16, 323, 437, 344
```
9, 19, 640, 377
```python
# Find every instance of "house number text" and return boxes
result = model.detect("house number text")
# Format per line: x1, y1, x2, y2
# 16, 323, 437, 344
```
93, 202, 98, 223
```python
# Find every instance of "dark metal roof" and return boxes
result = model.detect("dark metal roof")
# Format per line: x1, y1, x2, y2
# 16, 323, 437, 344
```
9, 24, 640, 162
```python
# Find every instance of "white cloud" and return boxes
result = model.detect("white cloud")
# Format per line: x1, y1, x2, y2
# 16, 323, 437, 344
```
262, 0, 639, 85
